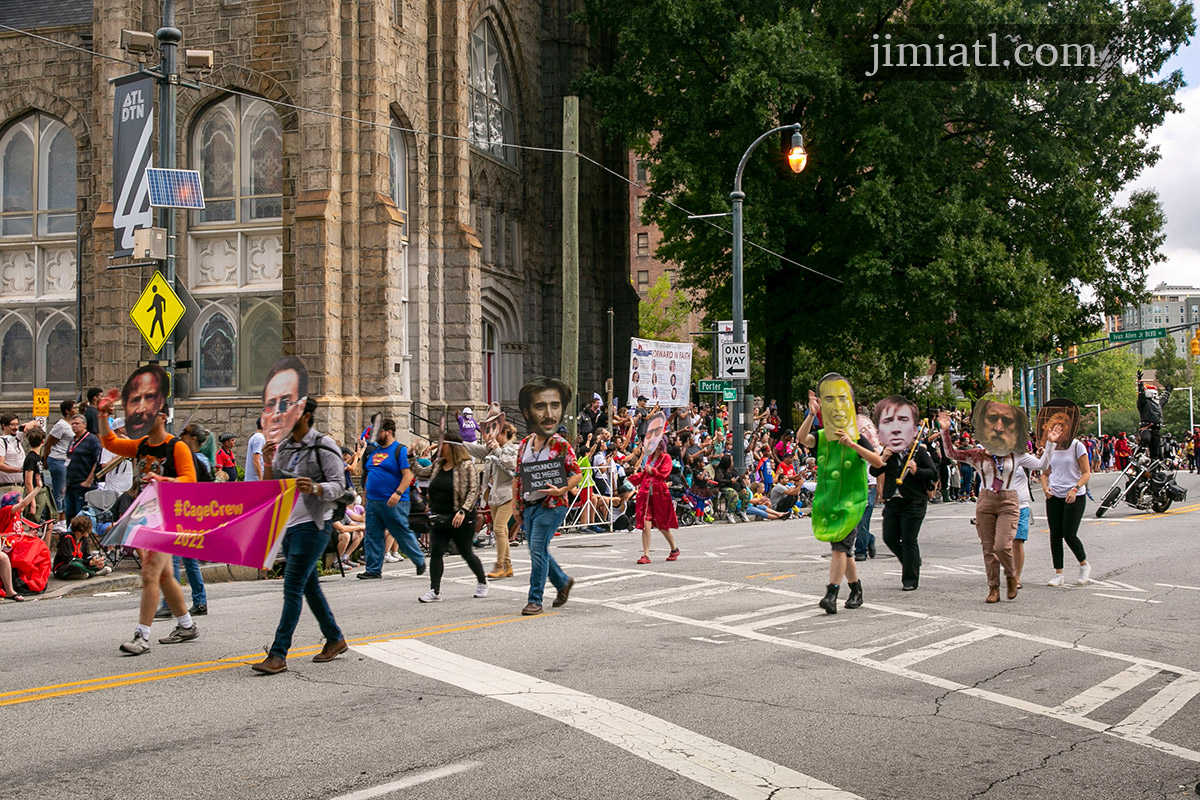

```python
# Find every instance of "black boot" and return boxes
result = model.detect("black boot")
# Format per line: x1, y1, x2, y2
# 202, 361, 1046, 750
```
845, 581, 863, 609
819, 583, 839, 615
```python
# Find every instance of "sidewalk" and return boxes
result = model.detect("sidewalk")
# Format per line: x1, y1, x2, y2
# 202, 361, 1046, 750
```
36, 561, 264, 601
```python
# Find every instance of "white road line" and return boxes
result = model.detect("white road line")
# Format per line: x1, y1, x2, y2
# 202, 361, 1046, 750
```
883, 628, 998, 668
741, 610, 828, 631
605, 582, 721, 603
577, 570, 643, 582
583, 573, 655, 587
329, 761, 482, 799
840, 620, 961, 659
1092, 593, 1163, 604
721, 560, 770, 566
1055, 664, 1162, 718
630, 584, 743, 608
356, 639, 863, 800
1155, 583, 1200, 592
1112, 674, 1200, 739
713, 603, 804, 623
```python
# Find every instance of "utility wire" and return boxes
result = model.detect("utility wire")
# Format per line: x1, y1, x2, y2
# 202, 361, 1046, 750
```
0, 22, 843, 284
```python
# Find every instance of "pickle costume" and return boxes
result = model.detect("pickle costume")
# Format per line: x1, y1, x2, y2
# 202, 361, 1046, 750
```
811, 429, 869, 543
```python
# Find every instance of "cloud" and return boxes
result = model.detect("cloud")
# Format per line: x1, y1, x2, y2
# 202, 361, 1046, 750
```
1127, 47, 1200, 290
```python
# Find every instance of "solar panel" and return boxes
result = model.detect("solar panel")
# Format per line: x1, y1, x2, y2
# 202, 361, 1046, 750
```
146, 168, 206, 209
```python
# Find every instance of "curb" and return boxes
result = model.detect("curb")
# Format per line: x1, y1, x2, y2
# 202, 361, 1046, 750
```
40, 562, 264, 600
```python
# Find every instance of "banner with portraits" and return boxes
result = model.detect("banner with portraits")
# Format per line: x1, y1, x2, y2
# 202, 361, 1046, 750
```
628, 338, 692, 408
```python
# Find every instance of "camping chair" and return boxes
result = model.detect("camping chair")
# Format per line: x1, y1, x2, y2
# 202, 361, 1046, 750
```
85, 489, 141, 570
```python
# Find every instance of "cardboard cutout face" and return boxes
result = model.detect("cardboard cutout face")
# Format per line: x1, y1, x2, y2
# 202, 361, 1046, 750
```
817, 373, 858, 442
121, 365, 168, 440
260, 356, 309, 446
972, 399, 1028, 456
857, 414, 881, 451
480, 402, 505, 440
1037, 399, 1080, 449
874, 396, 920, 454
523, 386, 566, 438
641, 411, 667, 467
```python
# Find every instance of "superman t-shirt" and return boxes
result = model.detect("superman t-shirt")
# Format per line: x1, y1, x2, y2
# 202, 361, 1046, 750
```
364, 441, 410, 502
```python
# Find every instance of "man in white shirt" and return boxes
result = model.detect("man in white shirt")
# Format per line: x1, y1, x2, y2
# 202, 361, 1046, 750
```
245, 418, 266, 481
43, 399, 77, 518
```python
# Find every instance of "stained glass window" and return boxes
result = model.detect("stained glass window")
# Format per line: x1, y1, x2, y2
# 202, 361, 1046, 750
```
198, 312, 236, 389
192, 96, 282, 225
0, 320, 33, 393
468, 21, 516, 166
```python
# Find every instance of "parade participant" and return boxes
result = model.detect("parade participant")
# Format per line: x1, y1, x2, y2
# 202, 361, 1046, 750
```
1039, 403, 1093, 587
1136, 371, 1171, 459
96, 376, 199, 656
870, 395, 936, 592
359, 418, 424, 579
629, 411, 680, 563
464, 422, 519, 579
253, 394, 349, 674
512, 377, 581, 616
796, 376, 884, 614
412, 431, 488, 602
939, 405, 1054, 603
120, 365, 168, 440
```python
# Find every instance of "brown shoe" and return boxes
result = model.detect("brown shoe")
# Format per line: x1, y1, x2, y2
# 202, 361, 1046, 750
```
1006, 575, 1019, 600
313, 639, 348, 663
251, 655, 288, 675
502, 559, 513, 578
985, 587, 1000, 604
521, 602, 543, 616
487, 562, 505, 579
551, 577, 575, 608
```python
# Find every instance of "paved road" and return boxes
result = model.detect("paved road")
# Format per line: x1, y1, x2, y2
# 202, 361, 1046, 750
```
3, 471, 1200, 800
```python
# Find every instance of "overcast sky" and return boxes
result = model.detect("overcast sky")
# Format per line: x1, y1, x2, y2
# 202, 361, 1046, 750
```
1128, 39, 1200, 291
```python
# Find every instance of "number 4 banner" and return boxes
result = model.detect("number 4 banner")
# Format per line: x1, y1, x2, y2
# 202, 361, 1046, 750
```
101, 480, 299, 569
112, 73, 155, 257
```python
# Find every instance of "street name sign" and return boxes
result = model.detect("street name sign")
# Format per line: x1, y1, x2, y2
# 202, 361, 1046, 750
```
1109, 328, 1166, 343
131, 271, 185, 354
698, 379, 731, 393
719, 342, 749, 379
722, 388, 738, 402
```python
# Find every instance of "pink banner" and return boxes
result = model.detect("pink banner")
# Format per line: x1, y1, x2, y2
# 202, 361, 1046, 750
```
102, 480, 299, 569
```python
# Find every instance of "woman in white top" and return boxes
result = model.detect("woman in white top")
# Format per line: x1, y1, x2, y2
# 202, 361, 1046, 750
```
939, 411, 1055, 602
1040, 430, 1092, 586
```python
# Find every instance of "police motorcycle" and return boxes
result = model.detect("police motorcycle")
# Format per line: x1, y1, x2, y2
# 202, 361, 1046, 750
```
1095, 447, 1187, 517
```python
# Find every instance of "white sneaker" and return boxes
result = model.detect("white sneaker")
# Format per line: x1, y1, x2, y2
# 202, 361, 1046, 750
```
383, 553, 396, 563
418, 590, 441, 603
1047, 573, 1065, 587
474, 583, 488, 598
119, 632, 151, 655
1076, 564, 1092, 585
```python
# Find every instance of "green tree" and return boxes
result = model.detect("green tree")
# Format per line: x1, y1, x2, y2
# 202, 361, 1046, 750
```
638, 273, 691, 342
577, 0, 1191, 415
1053, 335, 1139, 412
1143, 337, 1188, 390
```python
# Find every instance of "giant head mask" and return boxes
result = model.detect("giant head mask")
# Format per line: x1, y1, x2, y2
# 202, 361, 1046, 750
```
817, 372, 858, 442
971, 399, 1028, 456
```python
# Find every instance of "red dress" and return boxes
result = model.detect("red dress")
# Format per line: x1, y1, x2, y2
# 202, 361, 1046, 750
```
629, 451, 678, 530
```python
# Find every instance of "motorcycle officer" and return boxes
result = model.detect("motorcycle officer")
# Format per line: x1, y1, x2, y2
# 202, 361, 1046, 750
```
1136, 371, 1171, 460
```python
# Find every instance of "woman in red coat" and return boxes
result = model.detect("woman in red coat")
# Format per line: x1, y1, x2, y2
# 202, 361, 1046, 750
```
628, 439, 679, 564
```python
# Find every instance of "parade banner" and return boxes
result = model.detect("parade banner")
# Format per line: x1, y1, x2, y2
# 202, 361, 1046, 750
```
628, 338, 692, 408
101, 480, 299, 569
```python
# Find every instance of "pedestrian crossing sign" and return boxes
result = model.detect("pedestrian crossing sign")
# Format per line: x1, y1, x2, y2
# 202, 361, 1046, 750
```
130, 271, 185, 354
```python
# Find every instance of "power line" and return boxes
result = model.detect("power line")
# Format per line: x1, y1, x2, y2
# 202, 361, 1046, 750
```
0, 22, 842, 284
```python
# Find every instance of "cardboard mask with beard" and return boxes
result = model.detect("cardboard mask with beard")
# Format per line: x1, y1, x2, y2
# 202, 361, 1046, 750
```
972, 399, 1028, 456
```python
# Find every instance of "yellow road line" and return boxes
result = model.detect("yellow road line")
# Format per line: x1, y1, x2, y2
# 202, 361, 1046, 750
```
1, 614, 542, 708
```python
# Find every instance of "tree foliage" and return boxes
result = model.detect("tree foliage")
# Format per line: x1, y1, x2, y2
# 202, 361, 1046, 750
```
577, 0, 1192, 414
1053, 334, 1140, 411
638, 273, 691, 342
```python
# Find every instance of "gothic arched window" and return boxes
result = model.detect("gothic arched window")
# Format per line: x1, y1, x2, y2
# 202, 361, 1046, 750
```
468, 21, 517, 166
0, 318, 33, 394
197, 312, 236, 389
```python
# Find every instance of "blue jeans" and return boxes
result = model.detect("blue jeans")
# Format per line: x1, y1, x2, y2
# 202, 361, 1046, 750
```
854, 485, 877, 557
172, 556, 207, 605
363, 498, 423, 575
64, 487, 87, 522
270, 521, 343, 659
47, 457, 67, 511
746, 505, 770, 519
526, 503, 570, 605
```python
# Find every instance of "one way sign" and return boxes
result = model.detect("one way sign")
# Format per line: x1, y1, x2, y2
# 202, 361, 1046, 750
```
719, 342, 748, 379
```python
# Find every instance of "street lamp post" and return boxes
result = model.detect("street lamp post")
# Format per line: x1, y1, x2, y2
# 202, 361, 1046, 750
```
730, 123, 805, 473
1178, 387, 1194, 433
1086, 403, 1102, 437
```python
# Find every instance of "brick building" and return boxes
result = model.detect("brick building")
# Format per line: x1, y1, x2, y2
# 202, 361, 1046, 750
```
628, 153, 704, 341
0, 0, 637, 440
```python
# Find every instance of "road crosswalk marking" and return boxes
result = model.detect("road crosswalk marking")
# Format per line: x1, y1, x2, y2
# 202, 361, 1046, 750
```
356, 639, 865, 800
1055, 663, 1162, 717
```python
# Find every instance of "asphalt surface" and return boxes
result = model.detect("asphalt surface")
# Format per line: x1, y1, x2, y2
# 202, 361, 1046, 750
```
3, 470, 1200, 800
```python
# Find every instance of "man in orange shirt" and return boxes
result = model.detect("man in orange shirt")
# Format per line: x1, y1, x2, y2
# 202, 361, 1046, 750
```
98, 367, 199, 656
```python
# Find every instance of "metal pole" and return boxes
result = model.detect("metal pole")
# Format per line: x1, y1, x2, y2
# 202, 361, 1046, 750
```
1087, 403, 1101, 437
75, 218, 85, 401
729, 123, 799, 474
157, 0, 180, 432
607, 306, 614, 412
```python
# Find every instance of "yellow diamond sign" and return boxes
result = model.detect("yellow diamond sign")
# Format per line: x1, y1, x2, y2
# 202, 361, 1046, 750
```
130, 271, 185, 354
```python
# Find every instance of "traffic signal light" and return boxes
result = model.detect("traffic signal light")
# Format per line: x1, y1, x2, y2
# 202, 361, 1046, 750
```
1068, 345, 1078, 363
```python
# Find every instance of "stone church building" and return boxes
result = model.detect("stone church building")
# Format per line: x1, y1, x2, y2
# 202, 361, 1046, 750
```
0, 0, 637, 440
